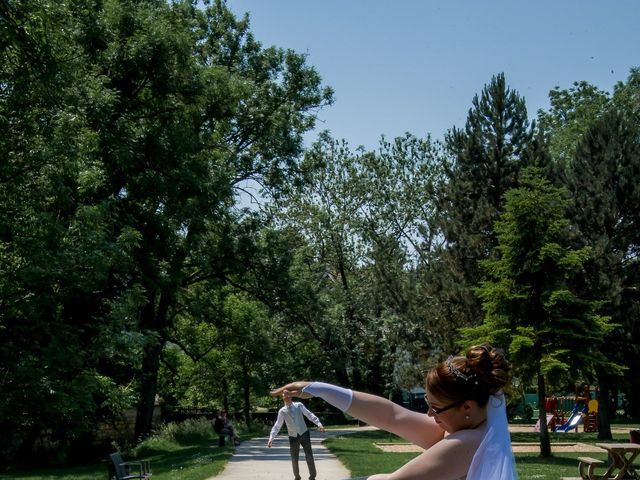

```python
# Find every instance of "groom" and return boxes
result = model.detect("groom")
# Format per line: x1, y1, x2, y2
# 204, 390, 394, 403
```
267, 391, 325, 480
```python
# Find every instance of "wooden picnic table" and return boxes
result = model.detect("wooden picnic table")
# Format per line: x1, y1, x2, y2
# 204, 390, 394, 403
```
579, 442, 640, 480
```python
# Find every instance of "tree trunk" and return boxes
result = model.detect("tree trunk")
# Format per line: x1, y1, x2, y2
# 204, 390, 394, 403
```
597, 373, 614, 440
333, 354, 351, 387
134, 288, 171, 440
134, 334, 163, 441
242, 354, 251, 428
222, 377, 230, 413
537, 369, 551, 457
332, 236, 364, 389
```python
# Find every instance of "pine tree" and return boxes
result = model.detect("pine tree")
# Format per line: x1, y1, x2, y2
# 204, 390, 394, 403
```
460, 168, 616, 457
566, 107, 640, 433
438, 73, 535, 331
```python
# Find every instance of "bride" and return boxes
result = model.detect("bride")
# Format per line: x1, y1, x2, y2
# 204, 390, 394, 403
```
270, 344, 518, 480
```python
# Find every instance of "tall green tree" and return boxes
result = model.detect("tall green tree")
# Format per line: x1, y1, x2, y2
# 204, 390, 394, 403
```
536, 69, 640, 423
0, 0, 332, 454
1, 0, 142, 462
277, 131, 447, 394
353, 134, 449, 381
536, 80, 610, 167
460, 169, 616, 457
437, 73, 537, 346
87, 0, 332, 440
609, 69, 640, 418
565, 106, 640, 431
277, 133, 369, 388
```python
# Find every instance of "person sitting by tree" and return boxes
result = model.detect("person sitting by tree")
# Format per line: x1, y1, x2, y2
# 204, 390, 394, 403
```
213, 410, 240, 446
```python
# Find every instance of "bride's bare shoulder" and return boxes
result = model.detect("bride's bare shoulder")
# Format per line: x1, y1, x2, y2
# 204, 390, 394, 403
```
444, 425, 486, 447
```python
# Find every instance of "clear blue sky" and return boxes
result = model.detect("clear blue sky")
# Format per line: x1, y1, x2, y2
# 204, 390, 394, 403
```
227, 1, 639, 151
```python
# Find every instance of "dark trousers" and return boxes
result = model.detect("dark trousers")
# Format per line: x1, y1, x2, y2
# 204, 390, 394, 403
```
288, 430, 316, 480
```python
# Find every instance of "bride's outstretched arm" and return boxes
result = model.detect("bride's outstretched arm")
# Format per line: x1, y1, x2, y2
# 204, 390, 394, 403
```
270, 381, 444, 449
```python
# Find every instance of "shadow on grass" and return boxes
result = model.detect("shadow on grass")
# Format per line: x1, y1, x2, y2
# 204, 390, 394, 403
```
515, 453, 584, 467
0, 442, 233, 480
0, 463, 104, 480
343, 431, 400, 440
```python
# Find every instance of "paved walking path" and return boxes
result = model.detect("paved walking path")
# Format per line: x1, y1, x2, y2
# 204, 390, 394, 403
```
208, 427, 372, 480
212, 423, 620, 478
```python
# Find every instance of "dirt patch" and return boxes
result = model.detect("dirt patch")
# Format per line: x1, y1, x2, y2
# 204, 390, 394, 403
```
374, 442, 603, 453
511, 442, 602, 453
508, 425, 633, 434
374, 443, 424, 453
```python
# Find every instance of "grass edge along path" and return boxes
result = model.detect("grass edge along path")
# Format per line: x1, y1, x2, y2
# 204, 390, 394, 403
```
323, 429, 634, 480
0, 442, 233, 480
0, 418, 269, 480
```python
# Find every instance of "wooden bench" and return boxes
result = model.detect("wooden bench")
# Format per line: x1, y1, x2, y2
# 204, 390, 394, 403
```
577, 456, 605, 480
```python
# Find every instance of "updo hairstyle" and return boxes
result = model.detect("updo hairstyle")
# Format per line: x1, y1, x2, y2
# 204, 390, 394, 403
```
426, 344, 511, 407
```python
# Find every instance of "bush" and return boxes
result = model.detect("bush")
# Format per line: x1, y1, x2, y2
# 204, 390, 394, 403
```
133, 418, 214, 457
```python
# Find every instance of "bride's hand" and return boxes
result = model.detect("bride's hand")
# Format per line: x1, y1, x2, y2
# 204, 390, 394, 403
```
270, 381, 313, 399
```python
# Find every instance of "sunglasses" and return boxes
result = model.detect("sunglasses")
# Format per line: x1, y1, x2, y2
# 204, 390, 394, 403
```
424, 395, 466, 415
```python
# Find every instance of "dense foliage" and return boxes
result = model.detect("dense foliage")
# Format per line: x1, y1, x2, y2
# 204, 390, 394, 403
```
0, 0, 332, 464
1, 0, 638, 467
460, 169, 617, 455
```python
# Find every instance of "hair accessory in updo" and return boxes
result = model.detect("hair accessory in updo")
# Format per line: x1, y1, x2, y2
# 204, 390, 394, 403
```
446, 355, 479, 385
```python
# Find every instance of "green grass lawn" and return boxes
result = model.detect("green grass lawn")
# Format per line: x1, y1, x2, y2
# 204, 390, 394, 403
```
323, 429, 635, 480
0, 441, 233, 480
0, 418, 268, 480
2, 422, 634, 480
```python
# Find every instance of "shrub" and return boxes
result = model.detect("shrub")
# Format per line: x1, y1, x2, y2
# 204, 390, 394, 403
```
133, 418, 214, 457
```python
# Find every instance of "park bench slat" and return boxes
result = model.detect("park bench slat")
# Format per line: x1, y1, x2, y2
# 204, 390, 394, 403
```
577, 456, 604, 465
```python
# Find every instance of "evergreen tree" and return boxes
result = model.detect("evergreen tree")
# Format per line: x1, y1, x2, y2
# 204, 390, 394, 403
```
566, 107, 640, 431
439, 73, 535, 333
460, 169, 616, 457
536, 69, 640, 423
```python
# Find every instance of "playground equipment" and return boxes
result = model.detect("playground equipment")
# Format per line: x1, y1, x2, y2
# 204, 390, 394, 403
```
583, 399, 599, 433
533, 413, 555, 432
536, 385, 599, 433
555, 404, 587, 432
534, 396, 563, 432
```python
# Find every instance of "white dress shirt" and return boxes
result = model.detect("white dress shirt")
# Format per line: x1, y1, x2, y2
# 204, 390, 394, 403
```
269, 401, 323, 442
